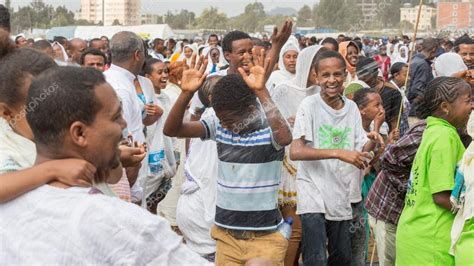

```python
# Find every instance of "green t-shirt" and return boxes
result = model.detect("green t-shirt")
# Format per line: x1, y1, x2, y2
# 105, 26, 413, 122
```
396, 116, 465, 266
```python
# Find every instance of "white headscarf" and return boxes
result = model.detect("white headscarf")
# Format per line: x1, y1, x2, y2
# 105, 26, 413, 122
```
203, 45, 228, 72
271, 45, 324, 119
52, 41, 69, 66
266, 36, 300, 92
393, 45, 409, 64
434, 52, 468, 77
271, 45, 324, 190
178, 43, 198, 66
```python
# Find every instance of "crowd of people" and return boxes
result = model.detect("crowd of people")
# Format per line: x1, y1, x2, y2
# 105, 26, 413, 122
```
1, 4, 474, 265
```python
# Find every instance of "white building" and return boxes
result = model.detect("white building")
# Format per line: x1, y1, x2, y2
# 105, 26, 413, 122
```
400, 3, 437, 30
79, 0, 141, 26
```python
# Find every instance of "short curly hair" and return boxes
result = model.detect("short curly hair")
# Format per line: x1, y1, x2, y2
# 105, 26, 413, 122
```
211, 74, 257, 115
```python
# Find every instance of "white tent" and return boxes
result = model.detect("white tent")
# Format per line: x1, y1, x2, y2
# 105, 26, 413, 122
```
46, 24, 174, 40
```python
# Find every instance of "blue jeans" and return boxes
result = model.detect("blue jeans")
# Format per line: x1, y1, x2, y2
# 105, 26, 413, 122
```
350, 201, 367, 266
300, 213, 352, 266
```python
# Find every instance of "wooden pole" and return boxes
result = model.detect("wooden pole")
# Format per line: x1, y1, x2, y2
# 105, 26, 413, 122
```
396, 0, 424, 130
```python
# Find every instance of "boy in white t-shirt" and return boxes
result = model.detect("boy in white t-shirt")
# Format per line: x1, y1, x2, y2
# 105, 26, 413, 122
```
289, 50, 382, 265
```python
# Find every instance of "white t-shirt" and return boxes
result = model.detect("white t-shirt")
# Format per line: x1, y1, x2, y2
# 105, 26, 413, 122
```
0, 185, 211, 265
292, 93, 368, 220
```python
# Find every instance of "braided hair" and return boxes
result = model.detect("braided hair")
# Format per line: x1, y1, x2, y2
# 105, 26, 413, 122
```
416, 77, 470, 119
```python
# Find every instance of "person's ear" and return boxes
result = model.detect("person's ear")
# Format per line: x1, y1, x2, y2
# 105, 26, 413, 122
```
69, 121, 88, 147
224, 51, 231, 62
0, 103, 15, 122
134, 49, 141, 61
440, 101, 451, 116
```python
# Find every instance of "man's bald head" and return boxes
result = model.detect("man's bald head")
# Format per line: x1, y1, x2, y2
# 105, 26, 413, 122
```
110, 31, 144, 63
68, 38, 87, 64
109, 31, 145, 75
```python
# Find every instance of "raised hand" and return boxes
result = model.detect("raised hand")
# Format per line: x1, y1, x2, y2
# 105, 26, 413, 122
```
238, 47, 269, 93
180, 54, 208, 93
270, 19, 294, 49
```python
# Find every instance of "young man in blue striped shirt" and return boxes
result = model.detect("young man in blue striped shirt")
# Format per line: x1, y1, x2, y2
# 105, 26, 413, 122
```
164, 52, 292, 264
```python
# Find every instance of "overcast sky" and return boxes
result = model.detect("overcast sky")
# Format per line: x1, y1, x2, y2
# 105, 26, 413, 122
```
8, 0, 319, 16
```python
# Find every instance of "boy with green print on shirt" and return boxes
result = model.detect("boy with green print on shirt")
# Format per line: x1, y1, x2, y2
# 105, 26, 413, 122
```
289, 50, 383, 265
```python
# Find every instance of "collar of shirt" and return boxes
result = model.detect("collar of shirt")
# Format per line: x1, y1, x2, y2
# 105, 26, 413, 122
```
108, 64, 136, 84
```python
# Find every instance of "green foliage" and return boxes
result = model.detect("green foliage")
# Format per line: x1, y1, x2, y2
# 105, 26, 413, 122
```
164, 9, 197, 29
112, 19, 122, 26
297, 5, 313, 27
313, 0, 362, 31
374, 0, 403, 29
196, 7, 228, 30
230, 2, 266, 32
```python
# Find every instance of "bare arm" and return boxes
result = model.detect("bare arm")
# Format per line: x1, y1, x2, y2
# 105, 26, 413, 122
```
0, 159, 95, 203
290, 138, 371, 169
255, 90, 292, 146
163, 91, 206, 138
164, 55, 208, 139
432, 191, 453, 210
143, 104, 164, 126
264, 19, 293, 81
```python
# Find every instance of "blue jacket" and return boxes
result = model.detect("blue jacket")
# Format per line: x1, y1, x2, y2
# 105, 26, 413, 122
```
407, 53, 434, 116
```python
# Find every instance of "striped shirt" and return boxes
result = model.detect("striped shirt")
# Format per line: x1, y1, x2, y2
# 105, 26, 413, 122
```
201, 114, 285, 231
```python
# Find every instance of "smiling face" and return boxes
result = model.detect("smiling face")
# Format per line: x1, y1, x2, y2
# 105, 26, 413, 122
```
317, 57, 347, 101
146, 61, 169, 91
85, 83, 127, 171
346, 44, 359, 66
184, 47, 193, 59
283, 50, 298, 74
445, 85, 473, 129
458, 44, 474, 69
224, 38, 253, 74
208, 36, 218, 47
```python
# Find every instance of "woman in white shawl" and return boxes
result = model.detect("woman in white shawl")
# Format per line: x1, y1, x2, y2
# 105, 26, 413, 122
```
51, 41, 69, 66
178, 43, 198, 66
271, 44, 325, 266
392, 45, 409, 64
266, 36, 300, 93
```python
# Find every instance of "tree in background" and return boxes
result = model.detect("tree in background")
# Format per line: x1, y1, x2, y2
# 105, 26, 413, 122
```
164, 9, 196, 29
112, 19, 122, 26
196, 7, 228, 30
297, 5, 313, 27
313, 0, 362, 31
230, 2, 266, 32
375, 0, 403, 29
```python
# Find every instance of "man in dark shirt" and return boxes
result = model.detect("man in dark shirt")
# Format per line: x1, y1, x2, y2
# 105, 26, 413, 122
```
407, 38, 438, 116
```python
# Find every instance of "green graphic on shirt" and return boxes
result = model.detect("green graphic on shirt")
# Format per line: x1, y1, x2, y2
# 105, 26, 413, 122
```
318, 125, 352, 149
